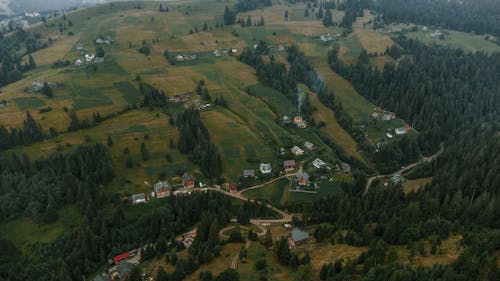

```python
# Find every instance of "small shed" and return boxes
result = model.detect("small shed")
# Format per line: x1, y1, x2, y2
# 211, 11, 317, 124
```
242, 169, 255, 178
290, 228, 309, 246
131, 194, 146, 204
283, 160, 296, 172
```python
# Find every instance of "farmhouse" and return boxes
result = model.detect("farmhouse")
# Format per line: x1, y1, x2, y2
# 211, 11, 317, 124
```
304, 141, 315, 151
291, 146, 304, 156
154, 180, 171, 198
259, 163, 272, 174
113, 252, 132, 265
296, 172, 310, 186
289, 228, 309, 246
131, 194, 146, 204
297, 121, 307, 129
74, 59, 84, 67
294, 115, 303, 124
312, 158, 326, 169
229, 185, 237, 193
283, 160, 296, 172
242, 169, 255, 178
395, 127, 408, 135
182, 172, 195, 188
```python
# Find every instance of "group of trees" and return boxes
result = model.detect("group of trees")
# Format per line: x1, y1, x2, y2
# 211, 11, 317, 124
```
0, 144, 114, 223
176, 109, 222, 178
0, 111, 45, 150
329, 38, 500, 154
374, 0, 500, 38
140, 82, 168, 108
0, 29, 45, 87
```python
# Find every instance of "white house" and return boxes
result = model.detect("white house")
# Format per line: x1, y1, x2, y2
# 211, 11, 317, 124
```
131, 194, 146, 204
85, 53, 95, 62
312, 158, 326, 169
291, 146, 304, 156
259, 163, 272, 174
304, 141, 315, 151
75, 59, 84, 67
386, 132, 394, 139
395, 127, 407, 135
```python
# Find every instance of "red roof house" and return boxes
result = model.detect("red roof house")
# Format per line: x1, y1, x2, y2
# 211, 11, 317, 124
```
113, 252, 131, 264
283, 160, 296, 172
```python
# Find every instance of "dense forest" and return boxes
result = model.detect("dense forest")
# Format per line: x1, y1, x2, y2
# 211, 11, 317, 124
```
374, 0, 500, 38
329, 38, 500, 153
285, 122, 500, 280
176, 109, 222, 179
0, 29, 45, 87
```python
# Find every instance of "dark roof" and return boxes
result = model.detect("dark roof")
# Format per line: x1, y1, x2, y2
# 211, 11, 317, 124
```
131, 194, 145, 201
117, 261, 135, 278
243, 169, 255, 176
296, 172, 309, 180
291, 228, 309, 242
182, 172, 193, 181
93, 274, 110, 281
283, 160, 296, 166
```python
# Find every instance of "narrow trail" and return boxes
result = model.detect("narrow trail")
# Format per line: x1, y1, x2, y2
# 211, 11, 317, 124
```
363, 144, 444, 195
230, 239, 252, 269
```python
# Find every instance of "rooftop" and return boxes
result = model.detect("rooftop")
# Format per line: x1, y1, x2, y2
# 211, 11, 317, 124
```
291, 228, 309, 242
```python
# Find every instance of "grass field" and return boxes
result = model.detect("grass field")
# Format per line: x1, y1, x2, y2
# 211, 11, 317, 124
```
0, 205, 83, 252
402, 177, 432, 194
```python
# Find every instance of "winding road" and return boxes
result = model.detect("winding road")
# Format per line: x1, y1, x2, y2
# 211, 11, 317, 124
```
363, 144, 444, 195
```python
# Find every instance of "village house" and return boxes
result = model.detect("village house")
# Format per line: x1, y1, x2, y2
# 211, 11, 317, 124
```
395, 127, 408, 135
291, 146, 304, 156
182, 172, 195, 188
32, 81, 44, 91
131, 194, 146, 204
304, 141, 315, 151
229, 184, 238, 193
113, 251, 133, 265
297, 121, 307, 129
115, 260, 136, 280
76, 43, 83, 51
283, 160, 296, 172
391, 174, 404, 184
312, 158, 326, 169
96, 38, 104, 44
242, 169, 255, 178
296, 172, 310, 186
94, 57, 105, 64
386, 132, 394, 139
294, 115, 303, 124
93, 273, 110, 281
259, 163, 272, 174
74, 59, 84, 67
278, 45, 285, 52
85, 53, 95, 63
213, 50, 221, 57
153, 180, 171, 198
282, 115, 291, 124
289, 228, 309, 246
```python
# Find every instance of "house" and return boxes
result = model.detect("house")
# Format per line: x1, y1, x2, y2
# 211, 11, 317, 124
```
93, 273, 110, 281
76, 43, 83, 51
395, 127, 407, 135
96, 38, 104, 44
213, 50, 221, 57
297, 121, 307, 129
386, 132, 394, 139
85, 53, 95, 62
131, 194, 146, 204
231, 49, 238, 53
259, 163, 272, 174
182, 172, 195, 188
304, 141, 315, 151
294, 115, 303, 124
229, 185, 237, 193
371, 112, 379, 119
242, 169, 255, 178
291, 146, 304, 156
74, 59, 84, 67
282, 115, 291, 124
289, 228, 309, 246
94, 57, 104, 64
154, 181, 171, 198
340, 163, 351, 174
176, 55, 184, 61
278, 45, 285, 52
296, 172, 310, 186
32, 81, 43, 91
113, 252, 132, 265
312, 158, 326, 169
283, 160, 296, 172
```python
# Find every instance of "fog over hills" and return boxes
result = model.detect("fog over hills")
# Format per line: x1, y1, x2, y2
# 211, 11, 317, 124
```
0, 0, 107, 15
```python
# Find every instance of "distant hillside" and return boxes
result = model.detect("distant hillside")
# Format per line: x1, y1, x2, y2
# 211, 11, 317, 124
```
0, 0, 104, 15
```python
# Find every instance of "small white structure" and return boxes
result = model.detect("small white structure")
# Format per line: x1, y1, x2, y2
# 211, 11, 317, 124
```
213, 50, 221, 57
131, 194, 146, 204
291, 146, 304, 156
32, 81, 43, 90
386, 132, 394, 139
259, 163, 272, 174
176, 55, 184, 61
278, 45, 285, 52
76, 44, 83, 51
231, 49, 238, 53
304, 141, 315, 151
312, 158, 327, 169
395, 127, 407, 135
74, 59, 84, 67
85, 53, 95, 62
96, 38, 104, 44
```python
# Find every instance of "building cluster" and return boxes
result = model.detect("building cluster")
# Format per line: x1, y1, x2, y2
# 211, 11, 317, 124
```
213, 48, 238, 57
371, 108, 396, 121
